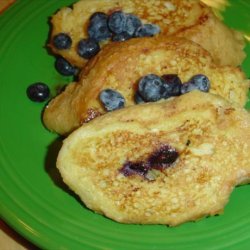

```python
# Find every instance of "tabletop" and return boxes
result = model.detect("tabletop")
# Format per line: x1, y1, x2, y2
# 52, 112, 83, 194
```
0, 220, 38, 250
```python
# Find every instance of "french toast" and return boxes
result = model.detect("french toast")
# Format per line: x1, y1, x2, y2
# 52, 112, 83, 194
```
49, 0, 245, 68
57, 91, 250, 226
43, 36, 249, 135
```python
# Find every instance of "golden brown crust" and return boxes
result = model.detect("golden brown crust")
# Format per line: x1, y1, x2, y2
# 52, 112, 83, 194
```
57, 91, 250, 225
49, 0, 245, 68
43, 36, 249, 135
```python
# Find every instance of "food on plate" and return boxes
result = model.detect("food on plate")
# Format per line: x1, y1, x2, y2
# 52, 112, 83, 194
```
57, 91, 250, 226
43, 36, 249, 135
48, 0, 245, 69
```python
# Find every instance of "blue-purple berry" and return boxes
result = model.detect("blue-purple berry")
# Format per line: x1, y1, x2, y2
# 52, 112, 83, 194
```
135, 24, 160, 37
112, 32, 132, 42
77, 38, 100, 59
55, 57, 77, 76
148, 145, 179, 170
53, 33, 72, 50
108, 12, 142, 36
26, 82, 50, 102
181, 74, 210, 94
124, 14, 142, 36
120, 161, 149, 177
134, 92, 145, 104
99, 89, 125, 111
138, 74, 166, 102
161, 74, 182, 98
88, 12, 112, 42
108, 11, 127, 34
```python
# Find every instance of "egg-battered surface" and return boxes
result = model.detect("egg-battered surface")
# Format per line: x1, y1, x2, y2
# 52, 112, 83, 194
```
57, 91, 250, 226
49, 0, 245, 68
43, 37, 249, 135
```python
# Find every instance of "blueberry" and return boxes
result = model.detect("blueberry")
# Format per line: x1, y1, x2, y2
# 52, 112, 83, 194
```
89, 12, 107, 22
52, 33, 72, 50
88, 12, 112, 42
119, 145, 178, 178
55, 57, 77, 76
135, 24, 161, 37
26, 82, 50, 102
134, 92, 145, 104
77, 38, 100, 59
112, 32, 132, 42
138, 74, 166, 102
120, 161, 149, 177
189, 74, 210, 92
124, 14, 142, 36
148, 145, 179, 170
181, 74, 210, 94
108, 11, 127, 34
108, 12, 142, 36
99, 89, 125, 111
161, 74, 182, 98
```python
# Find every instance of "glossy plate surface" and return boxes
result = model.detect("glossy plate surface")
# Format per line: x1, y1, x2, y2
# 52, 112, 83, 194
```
0, 1, 249, 249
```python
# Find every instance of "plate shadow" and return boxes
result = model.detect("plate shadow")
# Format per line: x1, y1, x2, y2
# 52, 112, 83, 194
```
44, 137, 79, 200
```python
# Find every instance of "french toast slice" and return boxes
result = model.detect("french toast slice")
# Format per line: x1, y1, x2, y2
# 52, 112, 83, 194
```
49, 0, 245, 68
43, 36, 249, 135
57, 91, 250, 226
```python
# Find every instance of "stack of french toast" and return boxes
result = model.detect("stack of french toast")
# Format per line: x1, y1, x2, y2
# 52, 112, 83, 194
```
43, 0, 250, 226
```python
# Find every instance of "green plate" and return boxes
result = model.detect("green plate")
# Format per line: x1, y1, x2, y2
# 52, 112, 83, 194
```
0, 1, 249, 249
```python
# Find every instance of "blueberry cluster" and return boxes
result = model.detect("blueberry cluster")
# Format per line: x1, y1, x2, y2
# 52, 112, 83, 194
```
120, 145, 179, 180
84, 11, 160, 58
98, 74, 210, 111
52, 11, 161, 75
107, 11, 160, 41
135, 73, 210, 103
